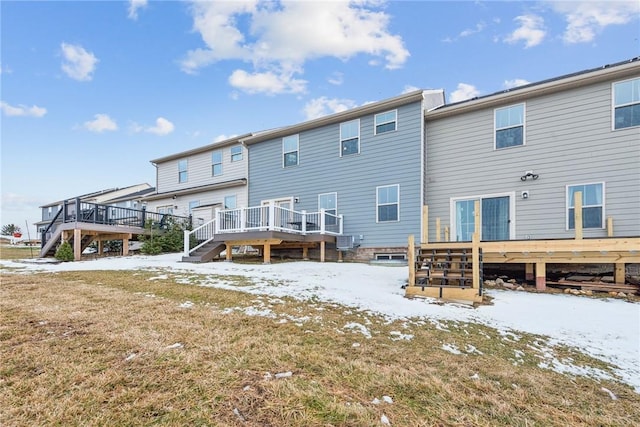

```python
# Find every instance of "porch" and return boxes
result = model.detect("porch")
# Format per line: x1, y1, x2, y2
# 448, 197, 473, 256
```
183, 205, 343, 264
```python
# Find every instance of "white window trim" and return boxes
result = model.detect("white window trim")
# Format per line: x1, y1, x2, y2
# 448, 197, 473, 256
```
494, 103, 526, 150
178, 159, 188, 183
230, 145, 243, 162
565, 182, 605, 230
449, 192, 516, 241
374, 109, 398, 135
339, 119, 360, 157
212, 150, 223, 176
611, 78, 640, 131
260, 196, 295, 207
318, 192, 338, 213
376, 184, 400, 223
282, 134, 299, 168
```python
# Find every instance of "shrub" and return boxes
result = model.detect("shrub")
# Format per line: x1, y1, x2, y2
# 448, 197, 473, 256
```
55, 241, 74, 262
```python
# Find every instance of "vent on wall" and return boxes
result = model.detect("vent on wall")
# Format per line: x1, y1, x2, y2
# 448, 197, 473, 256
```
336, 235, 361, 250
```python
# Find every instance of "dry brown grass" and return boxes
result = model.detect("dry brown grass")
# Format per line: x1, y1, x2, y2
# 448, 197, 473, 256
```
1, 269, 638, 426
0, 245, 38, 260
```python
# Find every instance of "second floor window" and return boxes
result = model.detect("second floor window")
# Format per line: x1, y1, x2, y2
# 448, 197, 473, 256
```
340, 119, 360, 156
283, 135, 299, 167
178, 159, 188, 183
495, 104, 525, 149
212, 151, 222, 176
374, 110, 397, 134
613, 77, 640, 129
231, 145, 243, 162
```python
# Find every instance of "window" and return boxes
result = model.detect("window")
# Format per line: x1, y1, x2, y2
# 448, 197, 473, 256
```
374, 110, 397, 134
158, 205, 174, 215
230, 145, 243, 162
224, 195, 237, 209
376, 185, 399, 222
189, 200, 200, 213
613, 77, 640, 129
495, 104, 525, 149
567, 183, 604, 229
453, 195, 511, 241
283, 135, 299, 167
178, 159, 188, 183
212, 151, 222, 176
319, 192, 337, 225
340, 119, 360, 156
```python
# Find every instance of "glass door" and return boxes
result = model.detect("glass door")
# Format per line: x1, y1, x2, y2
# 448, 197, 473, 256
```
454, 196, 510, 241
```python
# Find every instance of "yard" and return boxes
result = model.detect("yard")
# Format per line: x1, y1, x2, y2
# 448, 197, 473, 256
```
1, 252, 639, 426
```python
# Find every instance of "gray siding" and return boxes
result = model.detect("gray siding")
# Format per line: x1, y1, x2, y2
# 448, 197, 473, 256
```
248, 102, 424, 248
156, 145, 247, 194
425, 79, 640, 240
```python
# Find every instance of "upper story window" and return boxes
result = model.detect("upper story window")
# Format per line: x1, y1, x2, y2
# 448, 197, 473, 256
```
567, 183, 604, 229
178, 159, 188, 183
230, 145, 243, 162
340, 119, 360, 156
374, 110, 397, 134
376, 184, 399, 222
212, 151, 223, 176
495, 104, 525, 149
283, 135, 299, 167
613, 77, 640, 129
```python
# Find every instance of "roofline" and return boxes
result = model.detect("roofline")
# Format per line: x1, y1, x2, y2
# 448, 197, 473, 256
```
426, 57, 640, 119
38, 183, 152, 208
241, 89, 435, 145
149, 133, 254, 164
140, 179, 247, 201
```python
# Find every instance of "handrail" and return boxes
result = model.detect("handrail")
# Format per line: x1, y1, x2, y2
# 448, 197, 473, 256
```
40, 208, 64, 249
184, 218, 216, 257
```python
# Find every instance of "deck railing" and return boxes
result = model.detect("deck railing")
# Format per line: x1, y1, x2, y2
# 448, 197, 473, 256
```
183, 204, 344, 257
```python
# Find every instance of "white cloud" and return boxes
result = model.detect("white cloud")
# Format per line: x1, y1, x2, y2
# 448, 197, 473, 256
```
228, 68, 307, 95
549, 1, 640, 44
132, 117, 175, 136
128, 0, 148, 20
449, 83, 480, 103
328, 72, 344, 86
503, 79, 531, 89
505, 14, 546, 48
402, 85, 421, 94
181, 1, 409, 95
303, 97, 357, 120
0, 101, 47, 117
213, 134, 238, 143
61, 43, 98, 81
83, 114, 118, 133
459, 22, 486, 38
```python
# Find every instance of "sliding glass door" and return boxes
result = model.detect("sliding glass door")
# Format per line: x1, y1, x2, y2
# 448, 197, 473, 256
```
454, 195, 511, 241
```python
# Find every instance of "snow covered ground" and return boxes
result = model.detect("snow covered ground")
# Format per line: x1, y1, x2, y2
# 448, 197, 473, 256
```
2, 254, 639, 392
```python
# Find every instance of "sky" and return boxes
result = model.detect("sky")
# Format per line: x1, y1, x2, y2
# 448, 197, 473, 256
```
2, 253, 639, 393
1, 0, 639, 235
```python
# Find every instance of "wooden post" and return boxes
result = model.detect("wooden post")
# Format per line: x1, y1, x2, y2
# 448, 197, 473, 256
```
436, 217, 441, 242
320, 241, 326, 262
474, 200, 480, 240
421, 206, 429, 244
226, 243, 233, 262
122, 236, 129, 256
98, 240, 104, 256
408, 235, 416, 287
472, 232, 479, 290
337, 250, 343, 263
444, 226, 449, 242
263, 243, 271, 264
525, 263, 534, 282
536, 262, 546, 291
574, 191, 583, 240
73, 229, 82, 261
614, 263, 625, 284
302, 246, 309, 260
607, 217, 613, 237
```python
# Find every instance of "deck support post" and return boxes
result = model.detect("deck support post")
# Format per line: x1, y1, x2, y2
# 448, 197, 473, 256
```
302, 246, 309, 260
614, 263, 625, 284
122, 237, 129, 256
73, 229, 82, 261
98, 240, 104, 256
444, 226, 449, 242
320, 241, 326, 262
421, 206, 428, 245
226, 243, 233, 262
536, 262, 546, 291
607, 217, 614, 237
436, 218, 441, 242
408, 235, 416, 287
525, 263, 534, 282
574, 191, 583, 240
263, 243, 271, 264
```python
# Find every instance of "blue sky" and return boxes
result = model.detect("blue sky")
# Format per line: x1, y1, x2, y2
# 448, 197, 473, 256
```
2, 0, 639, 235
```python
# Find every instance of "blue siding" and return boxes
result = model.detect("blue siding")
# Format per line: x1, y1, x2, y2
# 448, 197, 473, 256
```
248, 101, 424, 248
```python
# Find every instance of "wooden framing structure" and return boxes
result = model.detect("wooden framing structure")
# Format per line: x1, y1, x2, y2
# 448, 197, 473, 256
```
407, 193, 640, 302
55, 222, 150, 261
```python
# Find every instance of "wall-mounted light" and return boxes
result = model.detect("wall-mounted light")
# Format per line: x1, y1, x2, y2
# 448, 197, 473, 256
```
294, 197, 300, 203
520, 171, 539, 181
172, 195, 177, 200
521, 190, 529, 199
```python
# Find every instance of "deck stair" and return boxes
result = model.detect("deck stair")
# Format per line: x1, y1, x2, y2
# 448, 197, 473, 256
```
416, 248, 482, 290
181, 241, 227, 263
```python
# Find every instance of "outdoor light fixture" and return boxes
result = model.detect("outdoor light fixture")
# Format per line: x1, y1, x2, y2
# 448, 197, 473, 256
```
520, 171, 539, 181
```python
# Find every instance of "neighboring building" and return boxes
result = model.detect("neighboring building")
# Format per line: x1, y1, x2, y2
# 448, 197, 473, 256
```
142, 135, 250, 227
241, 90, 445, 260
424, 57, 640, 242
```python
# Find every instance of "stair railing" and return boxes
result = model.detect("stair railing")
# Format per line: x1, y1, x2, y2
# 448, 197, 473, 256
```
184, 218, 216, 257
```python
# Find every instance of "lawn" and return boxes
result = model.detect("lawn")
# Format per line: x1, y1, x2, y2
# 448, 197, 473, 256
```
1, 267, 638, 426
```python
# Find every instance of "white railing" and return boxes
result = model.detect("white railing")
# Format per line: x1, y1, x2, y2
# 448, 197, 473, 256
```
184, 204, 344, 257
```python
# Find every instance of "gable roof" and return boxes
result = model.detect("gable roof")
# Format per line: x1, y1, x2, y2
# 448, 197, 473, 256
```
149, 133, 254, 164
426, 57, 640, 119
39, 183, 153, 208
